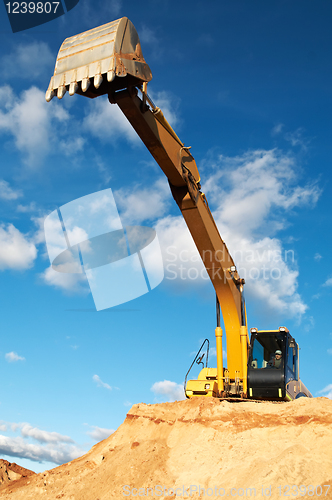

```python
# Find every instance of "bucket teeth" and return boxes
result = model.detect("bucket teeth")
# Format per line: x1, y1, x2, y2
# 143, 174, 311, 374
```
45, 18, 153, 102
69, 82, 78, 96
57, 86, 66, 99
94, 74, 103, 89
81, 77, 90, 93
45, 89, 54, 102
107, 70, 115, 83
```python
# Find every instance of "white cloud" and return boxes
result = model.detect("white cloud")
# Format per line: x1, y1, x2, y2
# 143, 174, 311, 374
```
93, 155, 112, 185
34, 214, 65, 262
318, 384, 332, 399
160, 216, 304, 314
0, 421, 84, 464
32, 215, 47, 244
151, 380, 185, 402
303, 315, 315, 332
284, 128, 309, 150
155, 149, 320, 317
0, 224, 37, 271
5, 352, 25, 362
41, 265, 87, 293
65, 225, 89, 248
138, 25, 161, 60
202, 149, 320, 236
87, 426, 114, 441
115, 178, 170, 225
58, 136, 85, 156
148, 90, 180, 128
139, 25, 158, 46
0, 85, 83, 168
20, 424, 73, 444
2, 41, 54, 80
38, 212, 86, 285
0, 435, 83, 465
0, 180, 22, 200
92, 374, 112, 391
208, 347, 227, 360
314, 253, 322, 261
0, 85, 15, 108
83, 96, 139, 144
271, 123, 284, 136
0, 85, 69, 167
323, 277, 332, 287
16, 202, 37, 213
0, 86, 49, 165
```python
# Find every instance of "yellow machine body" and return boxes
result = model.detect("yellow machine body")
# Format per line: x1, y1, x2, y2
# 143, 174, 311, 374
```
185, 368, 219, 398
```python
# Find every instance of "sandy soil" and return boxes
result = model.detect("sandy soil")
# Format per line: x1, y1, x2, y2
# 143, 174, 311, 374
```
1, 397, 331, 499
0, 459, 35, 488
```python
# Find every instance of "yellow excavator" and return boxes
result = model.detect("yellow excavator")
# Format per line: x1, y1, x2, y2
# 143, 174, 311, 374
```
46, 17, 312, 401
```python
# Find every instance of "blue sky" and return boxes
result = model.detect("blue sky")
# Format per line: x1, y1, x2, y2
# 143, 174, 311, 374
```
0, 0, 331, 473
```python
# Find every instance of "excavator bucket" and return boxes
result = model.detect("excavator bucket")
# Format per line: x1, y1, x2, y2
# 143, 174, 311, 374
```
45, 17, 152, 102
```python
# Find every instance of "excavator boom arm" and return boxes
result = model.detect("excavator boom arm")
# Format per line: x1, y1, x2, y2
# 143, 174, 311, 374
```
112, 88, 246, 377
46, 17, 249, 385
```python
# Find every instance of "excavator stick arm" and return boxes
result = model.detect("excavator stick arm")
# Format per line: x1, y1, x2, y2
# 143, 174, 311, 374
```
115, 88, 245, 378
46, 17, 249, 385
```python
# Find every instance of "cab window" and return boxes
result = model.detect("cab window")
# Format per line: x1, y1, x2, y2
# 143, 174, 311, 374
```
250, 335, 284, 369
287, 343, 295, 372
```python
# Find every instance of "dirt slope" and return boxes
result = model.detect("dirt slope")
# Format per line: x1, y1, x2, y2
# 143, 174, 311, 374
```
0, 459, 35, 488
1, 397, 331, 499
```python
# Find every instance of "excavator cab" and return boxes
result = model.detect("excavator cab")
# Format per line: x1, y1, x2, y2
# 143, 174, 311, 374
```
247, 328, 312, 401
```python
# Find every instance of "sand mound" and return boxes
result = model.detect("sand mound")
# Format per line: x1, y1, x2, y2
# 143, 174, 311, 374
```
1, 397, 331, 499
0, 459, 35, 488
